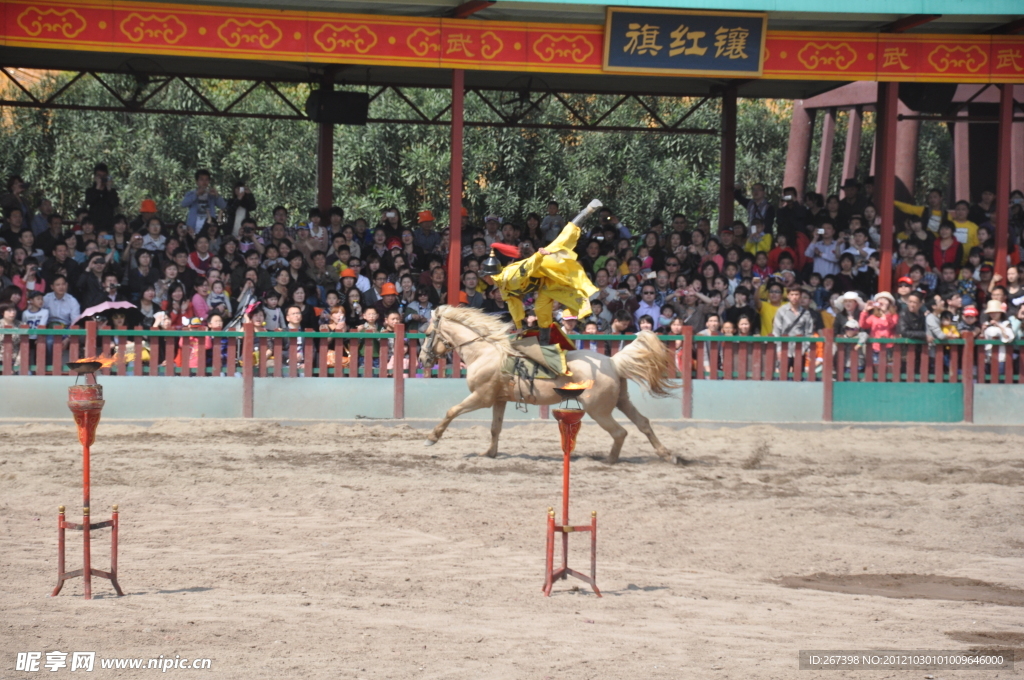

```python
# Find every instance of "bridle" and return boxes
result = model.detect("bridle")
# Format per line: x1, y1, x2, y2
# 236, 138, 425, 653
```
420, 316, 487, 366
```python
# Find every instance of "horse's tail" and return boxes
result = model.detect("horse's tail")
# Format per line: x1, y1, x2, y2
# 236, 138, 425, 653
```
610, 330, 680, 398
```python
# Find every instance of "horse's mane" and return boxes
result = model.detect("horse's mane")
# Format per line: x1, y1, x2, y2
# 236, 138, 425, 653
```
434, 305, 516, 357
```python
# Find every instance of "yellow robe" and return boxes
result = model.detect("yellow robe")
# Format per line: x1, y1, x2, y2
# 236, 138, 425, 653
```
492, 222, 600, 329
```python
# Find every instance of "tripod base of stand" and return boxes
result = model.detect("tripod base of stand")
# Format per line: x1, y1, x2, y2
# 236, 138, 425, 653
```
542, 508, 600, 597
51, 505, 123, 600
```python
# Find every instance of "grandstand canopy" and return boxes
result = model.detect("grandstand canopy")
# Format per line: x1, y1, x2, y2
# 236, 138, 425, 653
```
3, 0, 1021, 99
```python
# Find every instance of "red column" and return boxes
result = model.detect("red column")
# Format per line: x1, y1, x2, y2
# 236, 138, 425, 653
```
393, 323, 405, 419
841, 106, 862, 185
446, 69, 465, 307
316, 69, 336, 215
994, 84, 1014, 280
953, 108, 971, 203
317, 122, 333, 214
718, 85, 737, 229
1012, 114, 1024, 194
816, 107, 836, 194
783, 100, 815, 195
875, 82, 899, 293
895, 101, 920, 202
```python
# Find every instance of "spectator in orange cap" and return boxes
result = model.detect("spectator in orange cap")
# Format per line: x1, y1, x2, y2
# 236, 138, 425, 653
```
130, 198, 158, 233
373, 281, 401, 319
414, 210, 440, 254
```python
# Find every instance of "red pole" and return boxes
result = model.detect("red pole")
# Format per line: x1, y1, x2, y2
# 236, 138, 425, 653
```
85, 320, 97, 358
316, 67, 336, 215
822, 328, 834, 422
111, 504, 119, 590
719, 84, 737, 230
816, 107, 836, 194
993, 84, 1014, 280
783, 99, 815, 195
875, 82, 899, 293
446, 69, 465, 308
242, 322, 254, 418
543, 507, 554, 595
393, 323, 405, 419
52, 505, 65, 597
682, 326, 693, 418
963, 335, 975, 423
841, 106, 862, 186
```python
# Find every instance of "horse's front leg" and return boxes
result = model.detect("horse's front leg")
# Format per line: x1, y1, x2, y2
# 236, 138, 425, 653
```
424, 391, 491, 446
484, 401, 507, 458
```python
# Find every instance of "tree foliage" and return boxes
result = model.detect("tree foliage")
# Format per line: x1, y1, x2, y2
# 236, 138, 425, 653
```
0, 71, 946, 231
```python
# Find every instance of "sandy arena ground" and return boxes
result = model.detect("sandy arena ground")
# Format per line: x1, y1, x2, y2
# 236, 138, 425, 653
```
2, 419, 1023, 679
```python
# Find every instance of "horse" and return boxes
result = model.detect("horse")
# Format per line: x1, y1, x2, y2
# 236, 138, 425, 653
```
418, 305, 682, 464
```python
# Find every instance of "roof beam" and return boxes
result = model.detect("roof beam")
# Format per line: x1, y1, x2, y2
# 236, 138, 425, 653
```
451, 0, 495, 18
880, 14, 940, 33
990, 17, 1024, 34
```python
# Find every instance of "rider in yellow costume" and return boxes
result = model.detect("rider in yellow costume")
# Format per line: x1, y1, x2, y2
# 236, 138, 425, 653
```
480, 199, 601, 344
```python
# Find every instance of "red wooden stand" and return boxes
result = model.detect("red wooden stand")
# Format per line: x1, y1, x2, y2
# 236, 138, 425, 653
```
543, 408, 600, 597
52, 380, 123, 599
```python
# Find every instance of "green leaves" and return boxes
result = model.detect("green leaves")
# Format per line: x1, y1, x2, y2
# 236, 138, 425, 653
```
1, 74, 871, 231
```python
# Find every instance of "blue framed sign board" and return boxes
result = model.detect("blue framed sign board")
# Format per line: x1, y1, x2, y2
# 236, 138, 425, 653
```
603, 7, 767, 77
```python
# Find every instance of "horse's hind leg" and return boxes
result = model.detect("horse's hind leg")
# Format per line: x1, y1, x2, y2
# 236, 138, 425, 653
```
586, 405, 628, 465
616, 384, 675, 463
425, 392, 489, 446
484, 401, 507, 458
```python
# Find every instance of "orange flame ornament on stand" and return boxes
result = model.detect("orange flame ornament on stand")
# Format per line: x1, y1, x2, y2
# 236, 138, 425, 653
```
543, 379, 600, 597
52, 358, 124, 599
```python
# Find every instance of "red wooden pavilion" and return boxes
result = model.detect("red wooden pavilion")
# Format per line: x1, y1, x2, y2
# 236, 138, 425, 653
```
1, 0, 1022, 302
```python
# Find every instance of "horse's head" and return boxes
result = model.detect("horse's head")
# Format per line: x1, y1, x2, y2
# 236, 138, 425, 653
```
418, 313, 451, 368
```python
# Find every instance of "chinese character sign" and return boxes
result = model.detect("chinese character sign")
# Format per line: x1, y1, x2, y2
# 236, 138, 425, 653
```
604, 8, 766, 76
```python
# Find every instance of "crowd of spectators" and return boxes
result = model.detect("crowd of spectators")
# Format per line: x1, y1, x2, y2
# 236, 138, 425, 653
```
1, 163, 1024, 373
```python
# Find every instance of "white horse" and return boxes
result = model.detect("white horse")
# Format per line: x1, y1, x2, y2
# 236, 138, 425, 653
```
419, 305, 682, 463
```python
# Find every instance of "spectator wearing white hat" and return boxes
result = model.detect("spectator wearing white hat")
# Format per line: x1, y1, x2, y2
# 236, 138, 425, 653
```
832, 290, 863, 334
559, 310, 578, 336
980, 299, 1015, 367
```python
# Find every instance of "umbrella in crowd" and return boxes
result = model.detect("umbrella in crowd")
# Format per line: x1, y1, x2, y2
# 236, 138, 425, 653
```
73, 301, 142, 328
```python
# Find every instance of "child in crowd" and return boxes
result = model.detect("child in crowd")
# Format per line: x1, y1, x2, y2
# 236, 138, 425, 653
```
22, 290, 49, 340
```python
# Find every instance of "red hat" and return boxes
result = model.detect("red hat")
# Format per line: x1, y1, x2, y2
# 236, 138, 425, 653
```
140, 199, 157, 213
963, 305, 979, 317
387, 238, 402, 250
418, 210, 434, 223
381, 282, 398, 296
340, 268, 357, 279
461, 206, 468, 217
897, 276, 913, 285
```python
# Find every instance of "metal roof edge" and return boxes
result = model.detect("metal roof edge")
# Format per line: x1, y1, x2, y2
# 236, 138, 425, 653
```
495, 0, 1022, 16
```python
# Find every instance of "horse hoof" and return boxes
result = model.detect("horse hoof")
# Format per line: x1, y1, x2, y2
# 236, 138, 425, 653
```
481, 451, 498, 459
671, 454, 689, 466
423, 439, 436, 447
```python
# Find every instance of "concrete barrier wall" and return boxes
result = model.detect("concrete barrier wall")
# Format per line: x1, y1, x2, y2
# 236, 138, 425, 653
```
4, 376, 1024, 425
973, 384, 1024, 426
692, 381, 824, 421
0, 376, 243, 419
833, 382, 963, 422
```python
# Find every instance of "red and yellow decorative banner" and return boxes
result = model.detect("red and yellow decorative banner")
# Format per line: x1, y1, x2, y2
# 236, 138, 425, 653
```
2, 0, 1021, 83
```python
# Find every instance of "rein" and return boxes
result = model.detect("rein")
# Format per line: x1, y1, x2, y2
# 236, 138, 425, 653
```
422, 316, 487, 365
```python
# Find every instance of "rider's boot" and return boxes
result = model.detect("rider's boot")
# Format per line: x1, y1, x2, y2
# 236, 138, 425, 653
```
537, 326, 551, 346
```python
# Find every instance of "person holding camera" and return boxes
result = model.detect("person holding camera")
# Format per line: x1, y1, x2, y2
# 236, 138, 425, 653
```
181, 169, 226, 232
804, 220, 842, 277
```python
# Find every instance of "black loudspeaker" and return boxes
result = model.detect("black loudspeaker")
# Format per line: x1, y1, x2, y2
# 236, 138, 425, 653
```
898, 83, 958, 114
305, 89, 369, 125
